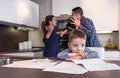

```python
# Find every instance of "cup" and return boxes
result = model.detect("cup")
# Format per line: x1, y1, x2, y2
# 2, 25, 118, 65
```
4, 58, 13, 65
23, 41, 28, 50
19, 42, 24, 50
28, 41, 32, 49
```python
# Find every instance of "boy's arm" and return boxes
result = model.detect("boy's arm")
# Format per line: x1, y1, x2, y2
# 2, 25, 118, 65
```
84, 47, 99, 59
57, 49, 81, 60
57, 49, 70, 60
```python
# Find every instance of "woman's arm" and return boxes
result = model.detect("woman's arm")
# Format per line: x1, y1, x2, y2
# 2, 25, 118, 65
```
60, 29, 68, 37
43, 26, 54, 43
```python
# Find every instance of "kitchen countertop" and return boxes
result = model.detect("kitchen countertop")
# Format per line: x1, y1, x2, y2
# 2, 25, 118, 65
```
0, 47, 44, 59
0, 47, 44, 54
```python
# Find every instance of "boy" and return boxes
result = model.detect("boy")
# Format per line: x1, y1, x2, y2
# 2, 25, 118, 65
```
57, 29, 99, 60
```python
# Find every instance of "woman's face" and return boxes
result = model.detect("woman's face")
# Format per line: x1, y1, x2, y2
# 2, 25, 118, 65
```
49, 17, 57, 27
72, 11, 82, 20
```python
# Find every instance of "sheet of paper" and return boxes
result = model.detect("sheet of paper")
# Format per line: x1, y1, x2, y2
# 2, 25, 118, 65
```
72, 58, 106, 64
43, 61, 88, 74
2, 58, 59, 69
72, 58, 120, 71
83, 63, 120, 71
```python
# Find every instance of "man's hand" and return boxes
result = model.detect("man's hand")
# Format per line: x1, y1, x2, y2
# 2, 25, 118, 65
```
70, 15, 81, 27
65, 55, 82, 61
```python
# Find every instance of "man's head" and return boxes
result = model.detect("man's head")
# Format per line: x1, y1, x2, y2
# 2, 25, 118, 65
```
68, 29, 86, 53
72, 7, 83, 20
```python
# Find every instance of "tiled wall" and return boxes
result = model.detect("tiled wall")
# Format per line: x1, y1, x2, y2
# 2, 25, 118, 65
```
98, 31, 119, 49
0, 25, 28, 52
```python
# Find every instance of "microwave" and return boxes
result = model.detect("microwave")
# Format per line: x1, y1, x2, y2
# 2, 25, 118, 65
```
56, 19, 69, 31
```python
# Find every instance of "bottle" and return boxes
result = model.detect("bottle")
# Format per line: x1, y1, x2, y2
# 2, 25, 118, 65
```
105, 38, 116, 49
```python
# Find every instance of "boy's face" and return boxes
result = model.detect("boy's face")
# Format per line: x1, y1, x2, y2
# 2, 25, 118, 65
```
68, 38, 85, 53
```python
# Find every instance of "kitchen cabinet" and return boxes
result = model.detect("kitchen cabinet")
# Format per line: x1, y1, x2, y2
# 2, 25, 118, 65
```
52, 0, 118, 31
0, 0, 20, 24
104, 51, 120, 60
52, 0, 77, 16
20, 0, 39, 28
0, 0, 39, 28
77, 0, 118, 31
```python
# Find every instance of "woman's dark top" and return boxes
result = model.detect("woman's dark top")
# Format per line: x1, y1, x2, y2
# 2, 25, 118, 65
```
43, 28, 59, 57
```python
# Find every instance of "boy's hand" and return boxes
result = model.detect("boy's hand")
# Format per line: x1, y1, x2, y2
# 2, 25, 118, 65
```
65, 56, 82, 61
68, 52, 80, 57
67, 52, 88, 60
78, 52, 88, 59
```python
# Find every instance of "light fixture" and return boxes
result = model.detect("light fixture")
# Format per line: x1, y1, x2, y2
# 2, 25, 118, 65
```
17, 27, 34, 31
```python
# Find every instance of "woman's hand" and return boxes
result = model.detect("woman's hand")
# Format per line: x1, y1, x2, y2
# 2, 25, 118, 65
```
60, 29, 68, 37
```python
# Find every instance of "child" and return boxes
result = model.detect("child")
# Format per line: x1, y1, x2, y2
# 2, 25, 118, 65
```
57, 29, 99, 60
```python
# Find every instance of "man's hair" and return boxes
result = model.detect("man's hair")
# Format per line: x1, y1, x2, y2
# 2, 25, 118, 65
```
69, 29, 86, 42
72, 7, 83, 16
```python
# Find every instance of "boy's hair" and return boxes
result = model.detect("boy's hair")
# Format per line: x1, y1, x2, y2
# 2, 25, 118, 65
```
69, 29, 86, 42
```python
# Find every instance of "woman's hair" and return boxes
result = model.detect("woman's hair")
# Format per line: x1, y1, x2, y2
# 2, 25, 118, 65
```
41, 15, 55, 31
72, 7, 90, 30
69, 29, 86, 42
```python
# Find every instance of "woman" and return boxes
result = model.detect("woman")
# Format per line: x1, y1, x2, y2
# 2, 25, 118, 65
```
61, 7, 100, 47
41, 15, 59, 57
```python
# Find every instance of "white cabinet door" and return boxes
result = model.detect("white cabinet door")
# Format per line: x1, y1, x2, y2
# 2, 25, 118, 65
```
52, 0, 77, 16
52, 0, 118, 31
0, 0, 21, 24
20, 0, 39, 28
0, 0, 39, 28
77, 0, 118, 31
29, 1, 39, 28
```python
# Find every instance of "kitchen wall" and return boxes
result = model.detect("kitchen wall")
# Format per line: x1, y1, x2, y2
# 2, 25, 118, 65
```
0, 25, 28, 52
119, 0, 120, 49
30, 0, 120, 49
98, 32, 119, 48
29, 0, 52, 47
